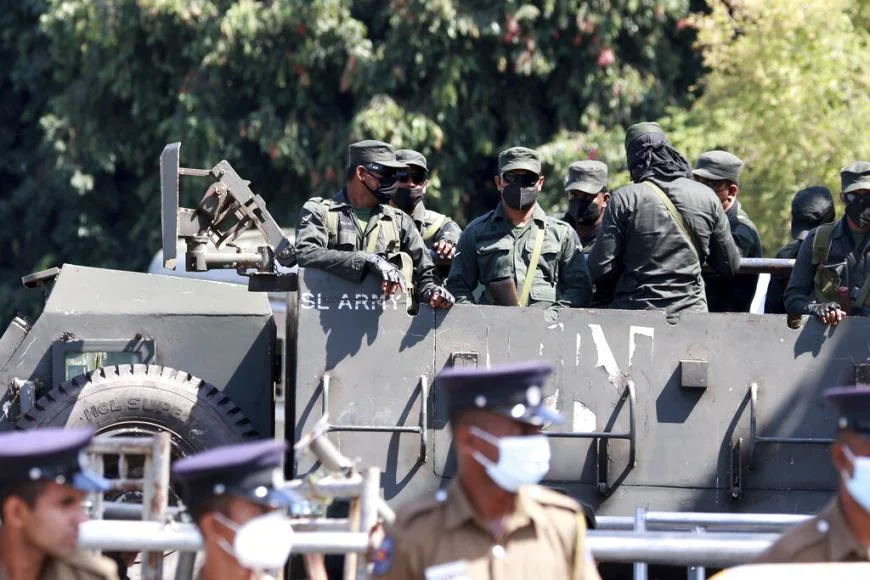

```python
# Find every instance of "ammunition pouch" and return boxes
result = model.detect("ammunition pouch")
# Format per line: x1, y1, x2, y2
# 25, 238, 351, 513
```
487, 278, 520, 306
813, 261, 846, 305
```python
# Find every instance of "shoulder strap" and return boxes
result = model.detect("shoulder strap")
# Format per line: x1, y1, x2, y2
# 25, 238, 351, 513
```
519, 219, 547, 307
643, 181, 700, 263
811, 223, 836, 266
313, 197, 339, 246
423, 213, 448, 242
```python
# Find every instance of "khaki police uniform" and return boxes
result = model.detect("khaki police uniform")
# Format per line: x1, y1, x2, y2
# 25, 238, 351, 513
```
372, 480, 600, 580
11, 551, 120, 580
754, 498, 868, 563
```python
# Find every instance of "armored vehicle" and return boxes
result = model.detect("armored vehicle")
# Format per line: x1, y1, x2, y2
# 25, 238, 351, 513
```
0, 143, 862, 522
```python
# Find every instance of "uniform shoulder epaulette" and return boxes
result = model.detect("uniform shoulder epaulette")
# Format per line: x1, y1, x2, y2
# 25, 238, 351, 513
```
464, 209, 495, 231
525, 485, 581, 512
766, 516, 827, 560
59, 551, 120, 580
393, 490, 446, 526
546, 216, 572, 232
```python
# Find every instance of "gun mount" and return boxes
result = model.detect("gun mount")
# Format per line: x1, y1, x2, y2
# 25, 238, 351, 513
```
159, 142, 296, 280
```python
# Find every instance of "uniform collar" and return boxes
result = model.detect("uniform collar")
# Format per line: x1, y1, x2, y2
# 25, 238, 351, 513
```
823, 496, 869, 561
442, 479, 545, 535
491, 202, 546, 227
725, 199, 741, 228
411, 201, 428, 223
332, 188, 389, 216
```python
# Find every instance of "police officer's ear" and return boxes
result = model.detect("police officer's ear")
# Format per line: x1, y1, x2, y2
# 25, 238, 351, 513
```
535, 175, 545, 191
198, 511, 226, 541
726, 183, 739, 202
831, 439, 852, 478
1, 496, 31, 530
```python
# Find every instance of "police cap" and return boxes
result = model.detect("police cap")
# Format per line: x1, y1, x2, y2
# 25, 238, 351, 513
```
499, 147, 541, 175
172, 439, 299, 511
692, 150, 744, 183
565, 160, 608, 194
0, 427, 110, 493
825, 385, 870, 434
395, 149, 428, 172
438, 361, 562, 426
348, 140, 407, 170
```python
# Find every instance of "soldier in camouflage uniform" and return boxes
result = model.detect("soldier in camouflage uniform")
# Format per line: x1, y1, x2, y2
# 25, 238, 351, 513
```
692, 150, 763, 313
754, 385, 870, 563
562, 160, 610, 254
391, 149, 462, 279
295, 140, 453, 309
785, 162, 870, 325
446, 147, 592, 308
587, 123, 740, 315
765, 186, 835, 314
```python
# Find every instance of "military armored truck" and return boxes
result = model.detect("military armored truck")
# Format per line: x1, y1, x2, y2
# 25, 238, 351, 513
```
0, 143, 862, 521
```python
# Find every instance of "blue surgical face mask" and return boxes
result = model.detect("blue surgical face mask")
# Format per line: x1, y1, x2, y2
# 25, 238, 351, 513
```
841, 445, 870, 513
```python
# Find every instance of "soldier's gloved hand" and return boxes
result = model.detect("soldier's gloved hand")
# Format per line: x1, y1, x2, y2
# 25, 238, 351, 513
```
807, 302, 846, 326
432, 239, 457, 262
366, 254, 406, 296
424, 285, 455, 310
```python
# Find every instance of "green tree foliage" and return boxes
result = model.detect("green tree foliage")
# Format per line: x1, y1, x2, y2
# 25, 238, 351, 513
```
1, 0, 699, 325
666, 0, 870, 251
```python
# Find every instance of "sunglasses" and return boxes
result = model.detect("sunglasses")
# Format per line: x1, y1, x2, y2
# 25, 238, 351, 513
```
397, 169, 428, 185
364, 165, 398, 186
501, 172, 540, 187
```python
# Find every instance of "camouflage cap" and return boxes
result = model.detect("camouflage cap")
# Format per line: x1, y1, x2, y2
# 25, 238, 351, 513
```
499, 146, 541, 175
395, 149, 428, 171
348, 140, 407, 170
624, 122, 665, 148
841, 161, 870, 194
692, 150, 744, 183
564, 160, 608, 194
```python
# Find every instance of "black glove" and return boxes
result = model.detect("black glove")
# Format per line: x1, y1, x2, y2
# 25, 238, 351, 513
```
424, 285, 455, 306
366, 254, 405, 287
807, 301, 842, 321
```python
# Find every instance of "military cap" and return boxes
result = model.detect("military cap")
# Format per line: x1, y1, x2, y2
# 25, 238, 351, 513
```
564, 160, 608, 194
825, 385, 870, 434
840, 161, 870, 194
172, 439, 299, 511
692, 150, 744, 183
624, 122, 665, 148
791, 186, 834, 240
498, 147, 542, 175
348, 140, 407, 170
395, 149, 428, 171
0, 427, 110, 493
437, 361, 562, 426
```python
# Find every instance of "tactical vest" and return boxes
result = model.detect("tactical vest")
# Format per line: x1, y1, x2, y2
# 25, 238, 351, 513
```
421, 211, 447, 244
313, 197, 415, 294
811, 222, 870, 309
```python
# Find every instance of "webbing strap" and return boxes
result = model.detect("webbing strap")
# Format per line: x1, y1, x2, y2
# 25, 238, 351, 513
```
519, 223, 547, 307
857, 276, 870, 308
811, 223, 835, 266
365, 221, 381, 253
644, 181, 700, 263
422, 214, 447, 242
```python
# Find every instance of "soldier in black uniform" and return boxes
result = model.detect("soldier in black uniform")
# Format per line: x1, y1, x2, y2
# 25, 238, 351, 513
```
172, 439, 308, 580
562, 160, 610, 254
0, 427, 118, 580
755, 385, 870, 563
765, 186, 835, 314
587, 123, 740, 315
692, 150, 763, 312
785, 162, 870, 325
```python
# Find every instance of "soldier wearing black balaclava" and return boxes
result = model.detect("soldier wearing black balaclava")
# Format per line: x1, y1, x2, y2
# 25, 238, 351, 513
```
586, 122, 741, 315
785, 162, 870, 325
765, 186, 835, 314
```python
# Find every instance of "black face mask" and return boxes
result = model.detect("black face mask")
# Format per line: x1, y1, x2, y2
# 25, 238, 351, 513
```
567, 197, 602, 226
392, 187, 425, 213
846, 195, 870, 229
502, 183, 538, 211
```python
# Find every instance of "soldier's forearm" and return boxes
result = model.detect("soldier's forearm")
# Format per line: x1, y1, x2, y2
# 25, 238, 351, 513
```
296, 246, 368, 282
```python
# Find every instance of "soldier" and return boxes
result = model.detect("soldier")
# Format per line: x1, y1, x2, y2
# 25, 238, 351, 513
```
692, 150, 763, 312
370, 361, 601, 579
295, 139, 453, 310
785, 162, 870, 326
172, 439, 312, 580
562, 160, 610, 254
587, 122, 740, 315
754, 385, 870, 563
765, 186, 835, 314
391, 149, 462, 278
0, 427, 119, 580
446, 147, 592, 308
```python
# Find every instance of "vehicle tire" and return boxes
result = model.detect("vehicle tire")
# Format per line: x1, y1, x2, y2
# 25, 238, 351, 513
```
16, 364, 258, 453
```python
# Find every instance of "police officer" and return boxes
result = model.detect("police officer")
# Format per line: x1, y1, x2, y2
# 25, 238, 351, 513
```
562, 160, 610, 254
295, 140, 453, 309
447, 147, 592, 308
765, 186, 835, 314
391, 149, 462, 278
370, 361, 601, 579
0, 427, 118, 580
172, 439, 306, 580
587, 123, 741, 315
785, 162, 870, 325
692, 150, 763, 312
754, 385, 870, 562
